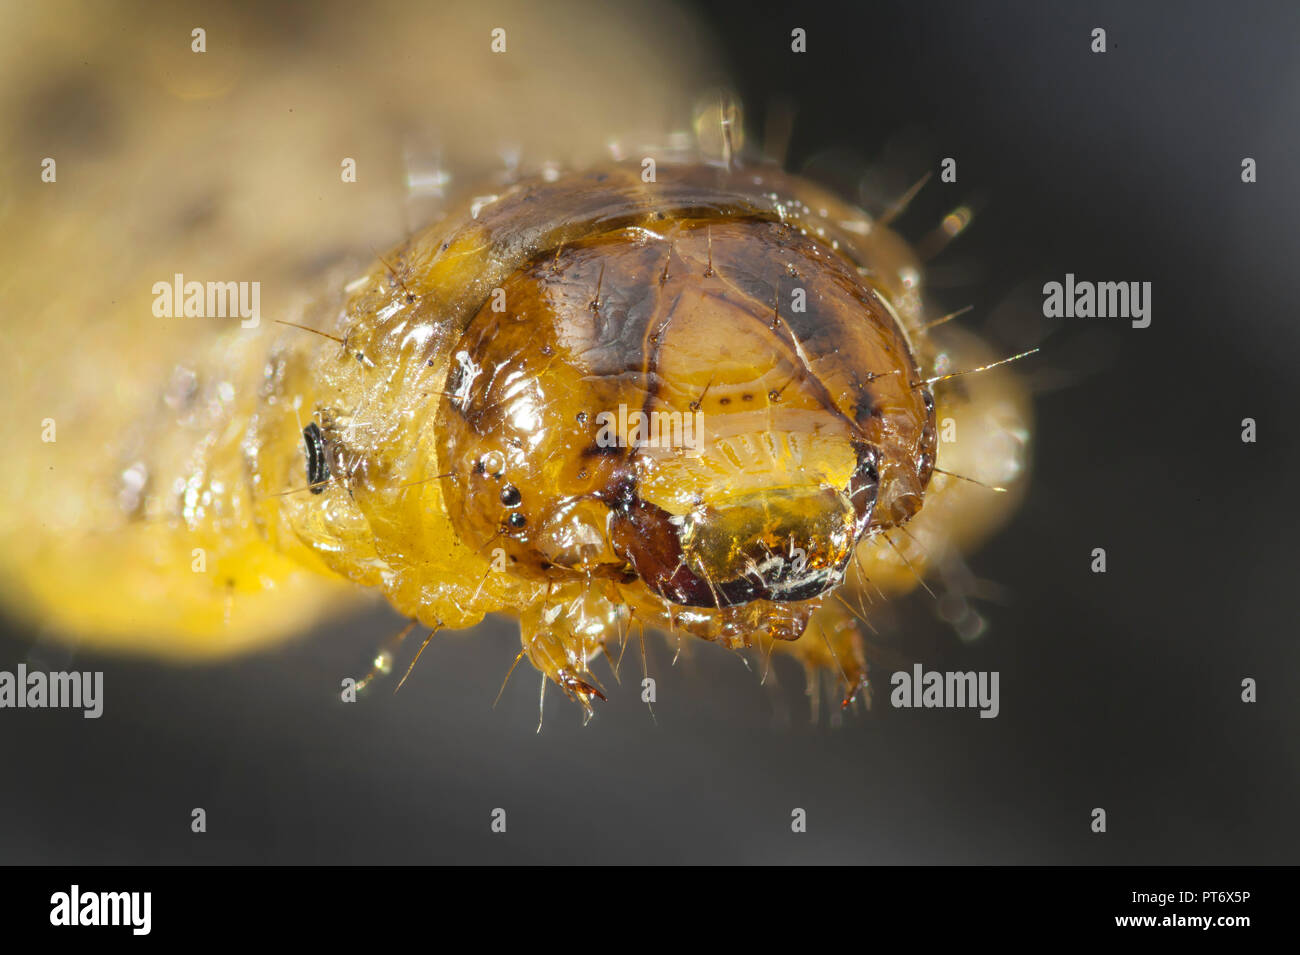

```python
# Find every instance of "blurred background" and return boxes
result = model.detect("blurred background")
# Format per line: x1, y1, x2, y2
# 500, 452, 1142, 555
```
1, 0, 1297, 863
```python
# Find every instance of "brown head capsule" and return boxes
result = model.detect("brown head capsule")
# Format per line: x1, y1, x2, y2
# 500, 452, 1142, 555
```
438, 163, 936, 615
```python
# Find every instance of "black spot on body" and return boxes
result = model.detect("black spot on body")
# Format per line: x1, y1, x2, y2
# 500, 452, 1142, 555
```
304, 422, 329, 493
854, 390, 877, 422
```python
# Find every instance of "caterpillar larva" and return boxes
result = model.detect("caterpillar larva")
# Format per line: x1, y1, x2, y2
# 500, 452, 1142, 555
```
0, 0, 1031, 717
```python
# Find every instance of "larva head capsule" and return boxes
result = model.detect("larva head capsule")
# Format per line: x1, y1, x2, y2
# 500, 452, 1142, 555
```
436, 166, 936, 615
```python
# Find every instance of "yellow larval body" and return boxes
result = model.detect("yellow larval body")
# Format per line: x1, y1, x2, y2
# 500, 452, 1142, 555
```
0, 2, 1030, 713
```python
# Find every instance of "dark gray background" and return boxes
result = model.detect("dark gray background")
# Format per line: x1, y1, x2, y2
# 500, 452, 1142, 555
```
2, 0, 1297, 864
